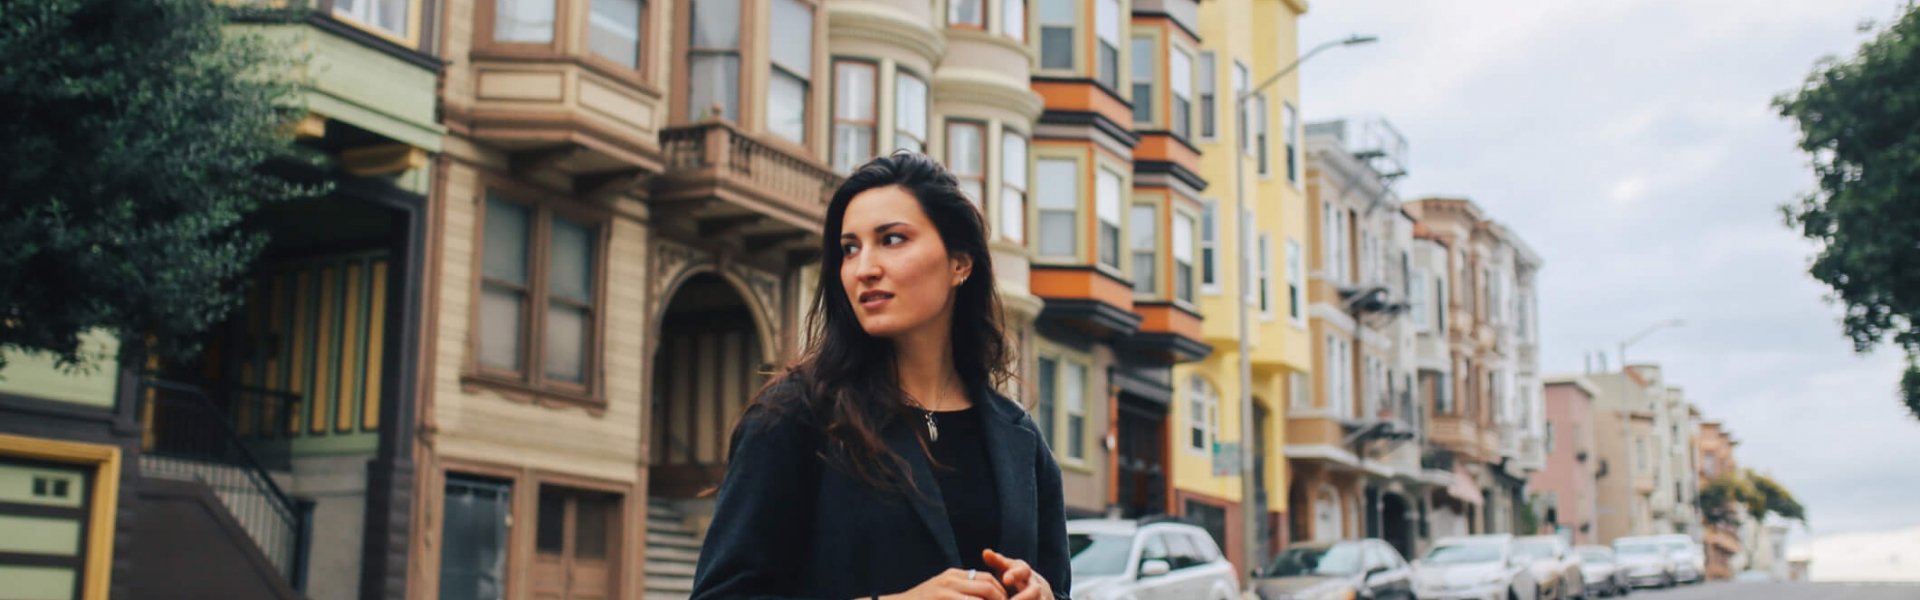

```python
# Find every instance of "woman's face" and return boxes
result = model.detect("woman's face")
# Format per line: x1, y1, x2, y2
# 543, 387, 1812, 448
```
838, 185, 972, 340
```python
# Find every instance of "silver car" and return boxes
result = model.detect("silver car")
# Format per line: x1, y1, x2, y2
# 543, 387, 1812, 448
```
1609, 540, 1675, 588
1067, 519, 1241, 600
1573, 545, 1630, 597
1412, 534, 1540, 600
1513, 536, 1586, 600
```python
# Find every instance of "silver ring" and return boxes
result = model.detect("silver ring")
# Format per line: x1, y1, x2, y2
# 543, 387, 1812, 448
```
968, 569, 977, 581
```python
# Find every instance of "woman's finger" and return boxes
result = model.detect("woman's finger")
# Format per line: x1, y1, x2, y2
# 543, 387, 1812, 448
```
954, 576, 1009, 600
1009, 578, 1047, 600
982, 549, 1014, 574
999, 561, 1033, 588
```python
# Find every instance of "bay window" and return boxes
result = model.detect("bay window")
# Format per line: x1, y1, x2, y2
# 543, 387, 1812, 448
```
687, 0, 741, 122
894, 71, 928, 152
831, 60, 876, 174
947, 121, 986, 205
766, 0, 813, 143
1000, 131, 1029, 242
1034, 158, 1079, 259
1096, 167, 1123, 270
1130, 202, 1157, 294
587, 0, 643, 67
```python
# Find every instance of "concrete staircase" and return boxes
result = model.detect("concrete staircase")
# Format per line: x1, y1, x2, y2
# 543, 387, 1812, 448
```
645, 499, 705, 600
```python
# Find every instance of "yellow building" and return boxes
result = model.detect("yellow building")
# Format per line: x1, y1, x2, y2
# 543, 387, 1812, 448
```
1170, 0, 1310, 568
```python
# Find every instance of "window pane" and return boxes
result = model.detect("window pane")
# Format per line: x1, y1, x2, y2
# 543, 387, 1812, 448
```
588, 0, 642, 67
1040, 28, 1074, 70
574, 493, 614, 559
959, 180, 984, 206
1099, 223, 1119, 268
895, 72, 928, 147
495, 0, 555, 42
1038, 0, 1073, 23
1064, 362, 1086, 459
375, 0, 409, 36
1000, 0, 1023, 37
769, 0, 812, 77
441, 477, 511, 600
1001, 131, 1027, 186
690, 0, 740, 48
1001, 189, 1025, 243
536, 488, 565, 554
833, 124, 873, 174
478, 287, 524, 371
1130, 36, 1154, 81
483, 197, 530, 285
951, 0, 982, 26
1176, 261, 1192, 302
1198, 52, 1216, 137
1095, 168, 1121, 223
767, 71, 807, 143
1172, 97, 1190, 139
834, 62, 875, 120
1040, 213, 1075, 257
549, 218, 595, 302
544, 305, 589, 383
1133, 251, 1154, 293
1036, 159, 1077, 209
1170, 49, 1191, 99
1097, 43, 1118, 90
688, 54, 740, 121
1130, 205, 1156, 251
1132, 83, 1152, 123
1173, 212, 1194, 262
948, 123, 983, 176
1094, 0, 1117, 42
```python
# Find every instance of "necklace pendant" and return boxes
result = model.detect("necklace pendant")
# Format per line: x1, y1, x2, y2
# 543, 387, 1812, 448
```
925, 411, 939, 442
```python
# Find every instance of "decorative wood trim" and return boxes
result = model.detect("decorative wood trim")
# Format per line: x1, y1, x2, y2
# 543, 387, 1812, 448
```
0, 433, 119, 600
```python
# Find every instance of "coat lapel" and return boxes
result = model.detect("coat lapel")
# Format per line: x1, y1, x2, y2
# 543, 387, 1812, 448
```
978, 390, 1038, 561
883, 420, 963, 566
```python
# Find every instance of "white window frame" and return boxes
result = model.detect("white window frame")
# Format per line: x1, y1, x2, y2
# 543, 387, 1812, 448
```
1197, 51, 1217, 140
1253, 93, 1269, 176
893, 69, 928, 153
1036, 0, 1076, 72
949, 0, 983, 28
337, 0, 412, 38
946, 119, 986, 206
1170, 45, 1194, 140
1000, 129, 1029, 243
1411, 269, 1430, 330
1130, 201, 1158, 296
1094, 0, 1121, 90
1035, 157, 1081, 260
1286, 238, 1304, 325
1187, 376, 1216, 453
1284, 101, 1300, 184
1096, 166, 1124, 271
999, 0, 1025, 39
1257, 233, 1274, 319
1173, 209, 1195, 304
1064, 359, 1089, 463
1130, 34, 1156, 126
830, 59, 877, 174
765, 0, 814, 144
1233, 61, 1249, 156
1200, 199, 1220, 294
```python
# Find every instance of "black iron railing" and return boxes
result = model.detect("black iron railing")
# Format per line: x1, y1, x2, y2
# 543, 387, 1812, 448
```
139, 377, 311, 591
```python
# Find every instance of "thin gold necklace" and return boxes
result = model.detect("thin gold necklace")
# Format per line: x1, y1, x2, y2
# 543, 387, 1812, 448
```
922, 373, 955, 442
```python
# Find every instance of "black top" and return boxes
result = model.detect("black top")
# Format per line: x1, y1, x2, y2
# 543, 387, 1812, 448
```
928, 405, 1001, 572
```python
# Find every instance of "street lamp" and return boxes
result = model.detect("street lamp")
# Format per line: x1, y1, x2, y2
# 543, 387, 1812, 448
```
1617, 318, 1685, 368
1232, 33, 1376, 585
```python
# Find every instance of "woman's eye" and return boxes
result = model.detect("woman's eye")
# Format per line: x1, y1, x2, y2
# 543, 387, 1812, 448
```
882, 233, 906, 245
841, 243, 860, 257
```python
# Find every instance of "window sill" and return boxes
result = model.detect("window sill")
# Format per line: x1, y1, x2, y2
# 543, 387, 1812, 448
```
461, 373, 606, 414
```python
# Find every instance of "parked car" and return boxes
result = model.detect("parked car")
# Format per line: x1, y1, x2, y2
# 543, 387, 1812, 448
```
1252, 539, 1416, 600
1609, 539, 1676, 588
1513, 536, 1586, 600
1731, 570, 1777, 583
1646, 534, 1704, 584
1066, 518, 1241, 600
1573, 545, 1631, 597
1412, 534, 1540, 600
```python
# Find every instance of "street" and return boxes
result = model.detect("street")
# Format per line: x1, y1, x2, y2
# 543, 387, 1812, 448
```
1619, 582, 1920, 600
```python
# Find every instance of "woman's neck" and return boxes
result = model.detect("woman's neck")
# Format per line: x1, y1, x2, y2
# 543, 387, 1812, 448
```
894, 321, 969, 412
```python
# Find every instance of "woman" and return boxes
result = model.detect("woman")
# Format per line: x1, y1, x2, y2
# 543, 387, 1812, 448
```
690, 152, 1069, 600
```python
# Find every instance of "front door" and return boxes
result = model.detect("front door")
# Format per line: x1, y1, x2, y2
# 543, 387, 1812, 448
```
531, 486, 621, 600
1115, 398, 1167, 518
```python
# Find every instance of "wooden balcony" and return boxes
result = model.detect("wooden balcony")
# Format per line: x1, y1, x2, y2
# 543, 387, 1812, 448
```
1032, 266, 1141, 339
1284, 416, 1361, 469
1120, 303, 1209, 363
1428, 413, 1480, 460
650, 120, 844, 262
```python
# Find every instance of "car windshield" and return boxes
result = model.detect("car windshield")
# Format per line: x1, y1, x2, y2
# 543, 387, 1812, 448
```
1423, 543, 1504, 565
1615, 544, 1661, 556
1069, 533, 1134, 577
1265, 543, 1365, 577
1666, 542, 1692, 554
1577, 549, 1612, 563
1513, 541, 1556, 560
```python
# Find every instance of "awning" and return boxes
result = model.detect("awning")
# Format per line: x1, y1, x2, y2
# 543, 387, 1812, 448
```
1446, 463, 1484, 505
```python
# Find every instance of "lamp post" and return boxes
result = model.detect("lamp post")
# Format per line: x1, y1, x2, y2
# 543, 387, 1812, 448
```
1232, 33, 1376, 586
1617, 318, 1685, 368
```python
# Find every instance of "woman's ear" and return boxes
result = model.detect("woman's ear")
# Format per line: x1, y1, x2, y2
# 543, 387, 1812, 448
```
949, 253, 974, 287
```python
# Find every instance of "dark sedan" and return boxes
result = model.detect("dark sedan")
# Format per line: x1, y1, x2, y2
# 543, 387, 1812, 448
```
1253, 539, 1416, 600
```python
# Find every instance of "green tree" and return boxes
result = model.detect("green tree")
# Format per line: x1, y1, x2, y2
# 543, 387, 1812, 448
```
1776, 6, 1920, 421
1746, 470, 1807, 523
0, 0, 319, 371
1698, 471, 1806, 528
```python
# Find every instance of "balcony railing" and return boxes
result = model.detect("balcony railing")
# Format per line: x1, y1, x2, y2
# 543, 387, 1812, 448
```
658, 119, 842, 227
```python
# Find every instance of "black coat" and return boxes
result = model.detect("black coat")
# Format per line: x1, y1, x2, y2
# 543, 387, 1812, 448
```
689, 381, 1072, 600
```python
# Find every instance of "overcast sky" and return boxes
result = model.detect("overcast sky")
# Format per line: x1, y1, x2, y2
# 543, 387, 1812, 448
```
1299, 0, 1920, 541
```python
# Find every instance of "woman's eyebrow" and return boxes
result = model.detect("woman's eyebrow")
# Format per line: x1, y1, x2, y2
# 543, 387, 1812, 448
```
840, 221, 909, 240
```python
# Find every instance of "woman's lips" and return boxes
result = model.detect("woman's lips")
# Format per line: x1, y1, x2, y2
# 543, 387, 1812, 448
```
859, 291, 893, 309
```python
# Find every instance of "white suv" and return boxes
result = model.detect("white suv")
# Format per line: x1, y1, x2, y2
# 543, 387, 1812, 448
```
1067, 518, 1241, 600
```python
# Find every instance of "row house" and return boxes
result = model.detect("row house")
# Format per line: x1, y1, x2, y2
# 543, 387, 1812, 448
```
1295, 118, 1426, 558
1696, 420, 1741, 580
1532, 376, 1602, 544
1166, 0, 1312, 572
0, 0, 447, 597
1584, 363, 1686, 542
1401, 197, 1545, 538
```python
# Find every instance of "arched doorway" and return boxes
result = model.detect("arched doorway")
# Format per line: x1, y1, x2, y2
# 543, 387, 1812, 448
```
1381, 492, 1413, 559
648, 272, 769, 498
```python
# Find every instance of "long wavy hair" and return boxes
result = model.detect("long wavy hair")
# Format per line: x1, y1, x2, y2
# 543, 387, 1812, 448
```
749, 151, 1012, 495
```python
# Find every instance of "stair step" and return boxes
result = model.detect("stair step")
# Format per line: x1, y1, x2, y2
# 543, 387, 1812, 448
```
647, 520, 697, 536
649, 532, 703, 550
647, 575, 696, 593
647, 560, 698, 577
648, 505, 681, 520
646, 545, 702, 563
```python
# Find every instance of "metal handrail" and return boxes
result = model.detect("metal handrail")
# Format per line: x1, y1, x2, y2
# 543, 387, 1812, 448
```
140, 377, 310, 590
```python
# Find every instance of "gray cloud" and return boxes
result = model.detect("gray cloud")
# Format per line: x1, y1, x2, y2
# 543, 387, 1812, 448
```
1299, 0, 1920, 538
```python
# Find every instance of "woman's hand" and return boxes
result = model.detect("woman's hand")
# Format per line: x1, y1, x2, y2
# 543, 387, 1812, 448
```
881, 567, 1011, 600
983, 549, 1054, 600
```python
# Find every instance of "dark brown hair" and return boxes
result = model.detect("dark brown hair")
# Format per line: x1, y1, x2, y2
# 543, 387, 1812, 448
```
743, 151, 1011, 495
